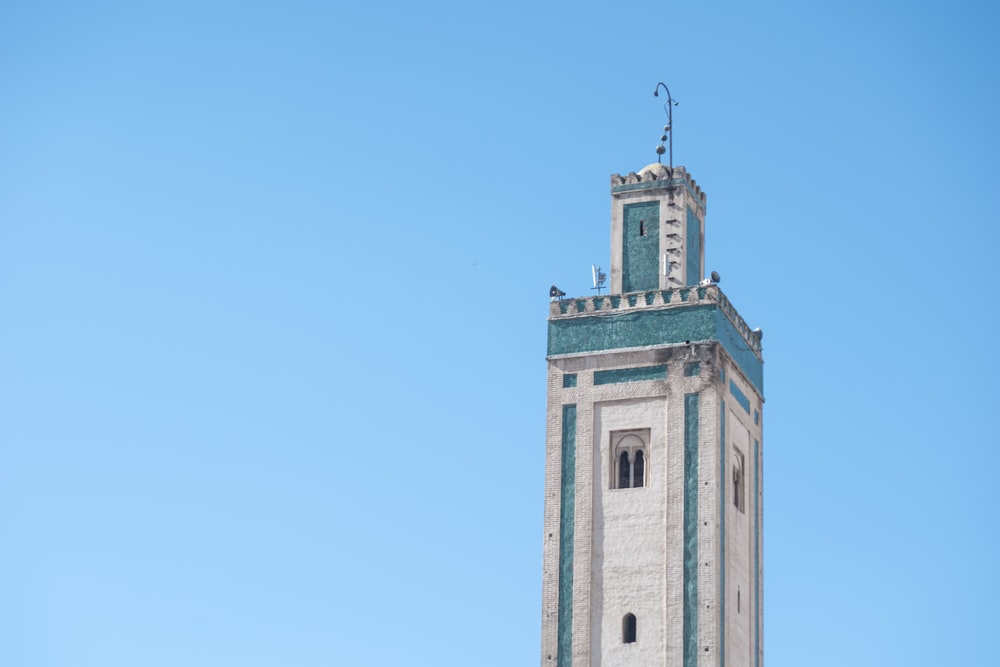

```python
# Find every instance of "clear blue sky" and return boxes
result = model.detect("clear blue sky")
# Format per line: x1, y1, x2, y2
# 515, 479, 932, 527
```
2, 1, 998, 665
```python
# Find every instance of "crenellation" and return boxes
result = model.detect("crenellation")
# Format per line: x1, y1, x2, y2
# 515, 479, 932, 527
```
610, 165, 707, 207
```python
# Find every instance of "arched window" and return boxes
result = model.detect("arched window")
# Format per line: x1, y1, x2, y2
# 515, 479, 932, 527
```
618, 451, 631, 489
633, 450, 644, 488
622, 613, 637, 643
732, 448, 745, 513
612, 430, 649, 489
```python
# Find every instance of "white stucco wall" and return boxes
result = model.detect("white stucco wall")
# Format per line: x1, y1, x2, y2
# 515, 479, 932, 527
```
592, 398, 669, 666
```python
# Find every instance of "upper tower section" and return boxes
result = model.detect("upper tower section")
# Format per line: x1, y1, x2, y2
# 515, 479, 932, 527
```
609, 164, 707, 294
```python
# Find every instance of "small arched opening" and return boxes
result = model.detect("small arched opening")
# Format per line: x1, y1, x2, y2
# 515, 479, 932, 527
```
633, 450, 645, 488
618, 451, 631, 489
622, 613, 637, 644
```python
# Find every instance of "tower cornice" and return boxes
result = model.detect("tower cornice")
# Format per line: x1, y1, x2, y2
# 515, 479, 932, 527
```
547, 285, 763, 394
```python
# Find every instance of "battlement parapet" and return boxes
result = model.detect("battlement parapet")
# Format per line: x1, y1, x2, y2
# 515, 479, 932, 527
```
609, 164, 706, 205
549, 285, 761, 358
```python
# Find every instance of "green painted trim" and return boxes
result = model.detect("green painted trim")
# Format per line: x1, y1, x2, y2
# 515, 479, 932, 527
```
547, 305, 763, 394
562, 374, 577, 388
683, 393, 700, 667
557, 405, 576, 667
729, 379, 750, 414
593, 364, 667, 385
719, 399, 726, 667
754, 437, 760, 667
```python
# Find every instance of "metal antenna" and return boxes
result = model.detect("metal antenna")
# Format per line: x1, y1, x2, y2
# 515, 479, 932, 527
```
653, 82, 678, 169
591, 265, 607, 295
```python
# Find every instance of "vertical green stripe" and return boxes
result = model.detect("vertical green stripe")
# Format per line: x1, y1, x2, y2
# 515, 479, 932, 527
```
719, 399, 726, 667
557, 405, 576, 667
754, 438, 760, 667
683, 393, 699, 667
685, 206, 701, 286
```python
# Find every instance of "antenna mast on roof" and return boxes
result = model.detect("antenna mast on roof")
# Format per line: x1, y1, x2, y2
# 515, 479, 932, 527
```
653, 82, 678, 170
591, 265, 607, 295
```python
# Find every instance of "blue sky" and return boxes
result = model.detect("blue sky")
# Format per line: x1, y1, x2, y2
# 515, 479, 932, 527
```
2, 1, 998, 665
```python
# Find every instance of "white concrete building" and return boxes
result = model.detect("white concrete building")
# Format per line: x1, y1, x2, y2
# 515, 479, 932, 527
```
540, 162, 764, 667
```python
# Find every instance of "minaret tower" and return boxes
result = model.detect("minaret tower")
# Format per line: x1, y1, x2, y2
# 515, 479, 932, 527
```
540, 93, 764, 667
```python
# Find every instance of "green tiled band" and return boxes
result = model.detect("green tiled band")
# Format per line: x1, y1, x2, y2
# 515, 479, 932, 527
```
557, 405, 576, 667
683, 393, 700, 667
593, 365, 667, 385
548, 305, 763, 394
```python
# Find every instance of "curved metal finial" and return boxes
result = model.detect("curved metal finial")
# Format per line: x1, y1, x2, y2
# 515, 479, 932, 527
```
653, 82, 678, 168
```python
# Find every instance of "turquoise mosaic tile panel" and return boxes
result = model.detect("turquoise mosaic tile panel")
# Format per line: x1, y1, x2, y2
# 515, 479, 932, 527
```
623, 202, 660, 293
754, 438, 760, 667
558, 405, 576, 667
683, 393, 700, 667
710, 311, 763, 394
685, 206, 701, 286
729, 379, 751, 414
549, 305, 715, 355
593, 365, 667, 385
719, 399, 726, 667
547, 306, 763, 394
